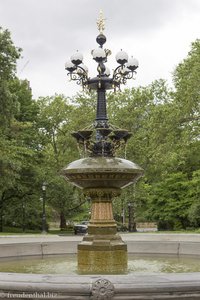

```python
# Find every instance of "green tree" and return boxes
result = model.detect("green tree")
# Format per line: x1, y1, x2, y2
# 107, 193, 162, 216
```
188, 170, 200, 226
172, 39, 200, 176
0, 28, 41, 231
36, 94, 92, 228
0, 28, 21, 130
146, 172, 190, 230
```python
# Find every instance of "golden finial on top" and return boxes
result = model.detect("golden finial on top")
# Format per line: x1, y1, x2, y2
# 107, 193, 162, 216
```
96, 10, 106, 34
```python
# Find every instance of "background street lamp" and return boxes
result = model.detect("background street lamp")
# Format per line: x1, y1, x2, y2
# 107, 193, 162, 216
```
41, 182, 47, 234
22, 202, 25, 233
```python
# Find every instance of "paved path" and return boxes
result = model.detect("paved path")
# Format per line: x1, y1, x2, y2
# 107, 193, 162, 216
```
0, 233, 200, 244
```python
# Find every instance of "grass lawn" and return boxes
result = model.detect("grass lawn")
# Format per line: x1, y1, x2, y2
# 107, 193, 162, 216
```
0, 228, 200, 236
0, 227, 74, 235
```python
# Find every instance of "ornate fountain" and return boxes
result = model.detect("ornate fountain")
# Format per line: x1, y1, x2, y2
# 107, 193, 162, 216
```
62, 11, 144, 274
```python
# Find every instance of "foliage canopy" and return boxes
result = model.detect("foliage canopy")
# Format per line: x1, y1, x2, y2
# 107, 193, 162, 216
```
0, 27, 199, 232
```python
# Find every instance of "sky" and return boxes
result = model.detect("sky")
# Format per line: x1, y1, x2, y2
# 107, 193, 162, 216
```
0, 0, 199, 99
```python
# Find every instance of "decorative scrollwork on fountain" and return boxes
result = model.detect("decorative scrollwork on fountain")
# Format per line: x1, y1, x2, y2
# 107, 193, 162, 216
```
112, 63, 137, 89
91, 278, 115, 300
83, 187, 121, 199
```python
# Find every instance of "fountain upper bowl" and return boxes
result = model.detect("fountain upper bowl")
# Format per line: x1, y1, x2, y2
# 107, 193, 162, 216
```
61, 156, 144, 189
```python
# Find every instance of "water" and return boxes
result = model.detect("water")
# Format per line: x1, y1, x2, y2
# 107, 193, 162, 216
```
1, 254, 200, 274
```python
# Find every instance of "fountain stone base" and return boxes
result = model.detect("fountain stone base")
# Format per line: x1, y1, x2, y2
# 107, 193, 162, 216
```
62, 157, 143, 274
78, 246, 127, 274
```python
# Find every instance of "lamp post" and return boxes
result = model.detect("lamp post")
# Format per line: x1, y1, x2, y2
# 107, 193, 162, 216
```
65, 10, 139, 158
22, 202, 25, 233
41, 182, 47, 234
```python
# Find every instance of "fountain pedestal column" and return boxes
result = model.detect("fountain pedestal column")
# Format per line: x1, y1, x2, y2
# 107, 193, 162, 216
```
78, 188, 127, 274
62, 156, 144, 274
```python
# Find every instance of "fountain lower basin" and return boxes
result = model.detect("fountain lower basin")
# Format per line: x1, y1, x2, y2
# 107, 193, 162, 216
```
2, 253, 200, 274
1, 234, 200, 299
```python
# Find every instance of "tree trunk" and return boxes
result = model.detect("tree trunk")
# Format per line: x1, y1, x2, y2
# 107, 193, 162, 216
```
128, 204, 137, 232
60, 211, 66, 230
0, 208, 3, 232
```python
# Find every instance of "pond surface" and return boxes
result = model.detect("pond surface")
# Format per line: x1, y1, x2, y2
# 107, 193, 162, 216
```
1, 254, 200, 274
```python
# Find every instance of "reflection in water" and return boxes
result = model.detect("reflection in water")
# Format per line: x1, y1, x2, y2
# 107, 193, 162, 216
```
1, 254, 200, 274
